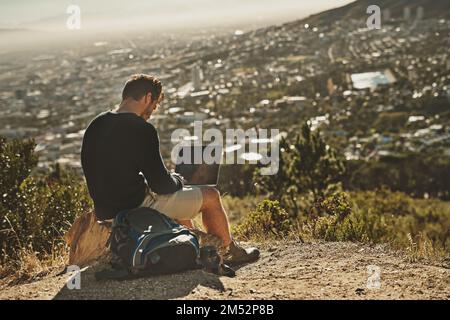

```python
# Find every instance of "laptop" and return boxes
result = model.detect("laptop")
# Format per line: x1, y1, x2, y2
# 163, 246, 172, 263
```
174, 145, 222, 187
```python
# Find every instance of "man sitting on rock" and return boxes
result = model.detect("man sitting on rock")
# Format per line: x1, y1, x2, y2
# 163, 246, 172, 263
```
80, 74, 259, 265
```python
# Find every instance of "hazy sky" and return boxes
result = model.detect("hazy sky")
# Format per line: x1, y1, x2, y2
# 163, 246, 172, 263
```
0, 0, 353, 31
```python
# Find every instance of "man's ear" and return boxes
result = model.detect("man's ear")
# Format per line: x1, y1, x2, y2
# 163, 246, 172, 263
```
145, 92, 153, 104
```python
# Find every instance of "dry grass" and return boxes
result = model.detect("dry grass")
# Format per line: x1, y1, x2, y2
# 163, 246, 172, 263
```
0, 242, 68, 288
405, 232, 448, 263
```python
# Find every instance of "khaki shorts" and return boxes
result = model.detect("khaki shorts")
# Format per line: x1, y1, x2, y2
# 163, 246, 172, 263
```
140, 186, 203, 220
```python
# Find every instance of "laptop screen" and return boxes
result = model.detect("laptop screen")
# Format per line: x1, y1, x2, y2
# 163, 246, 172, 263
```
174, 145, 222, 186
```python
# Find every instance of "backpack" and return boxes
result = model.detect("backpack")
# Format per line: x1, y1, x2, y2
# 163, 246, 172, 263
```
96, 207, 202, 280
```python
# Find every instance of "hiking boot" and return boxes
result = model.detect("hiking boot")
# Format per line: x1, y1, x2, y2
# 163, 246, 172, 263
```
223, 240, 260, 266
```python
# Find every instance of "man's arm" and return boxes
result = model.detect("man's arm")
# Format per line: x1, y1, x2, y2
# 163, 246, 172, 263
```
137, 123, 183, 194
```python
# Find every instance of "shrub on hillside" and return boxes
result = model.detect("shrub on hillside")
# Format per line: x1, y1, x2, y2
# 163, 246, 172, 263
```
300, 190, 449, 260
254, 122, 345, 216
0, 137, 92, 263
232, 200, 292, 240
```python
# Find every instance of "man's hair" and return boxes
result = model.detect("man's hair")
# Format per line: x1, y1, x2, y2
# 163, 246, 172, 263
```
122, 74, 164, 102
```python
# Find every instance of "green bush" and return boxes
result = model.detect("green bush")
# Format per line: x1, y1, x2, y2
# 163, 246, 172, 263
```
313, 191, 352, 220
254, 122, 345, 216
302, 191, 363, 242
0, 137, 92, 263
299, 190, 449, 260
0, 136, 38, 212
221, 195, 264, 225
232, 200, 292, 240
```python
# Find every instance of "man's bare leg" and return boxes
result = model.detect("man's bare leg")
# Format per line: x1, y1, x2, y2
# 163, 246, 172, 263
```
178, 186, 259, 265
199, 187, 232, 247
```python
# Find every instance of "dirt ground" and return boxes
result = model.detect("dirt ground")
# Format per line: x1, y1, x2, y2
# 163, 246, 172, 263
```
1, 241, 448, 300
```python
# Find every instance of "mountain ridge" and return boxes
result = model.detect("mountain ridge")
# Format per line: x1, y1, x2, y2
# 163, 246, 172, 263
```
287, 0, 449, 27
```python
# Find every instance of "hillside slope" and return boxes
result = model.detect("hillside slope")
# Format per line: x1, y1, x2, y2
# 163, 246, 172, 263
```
1, 242, 448, 300
300, 0, 450, 26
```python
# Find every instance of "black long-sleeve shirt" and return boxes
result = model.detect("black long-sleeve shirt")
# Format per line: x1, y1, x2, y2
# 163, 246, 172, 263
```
81, 111, 182, 220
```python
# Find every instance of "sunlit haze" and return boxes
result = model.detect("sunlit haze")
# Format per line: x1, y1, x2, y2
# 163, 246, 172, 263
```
1, 0, 353, 31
